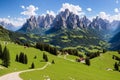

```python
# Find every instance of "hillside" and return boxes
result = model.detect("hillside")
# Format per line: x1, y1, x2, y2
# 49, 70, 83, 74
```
45, 28, 104, 48
20, 51, 120, 80
0, 25, 108, 50
109, 31, 120, 50
0, 26, 10, 41
0, 42, 119, 80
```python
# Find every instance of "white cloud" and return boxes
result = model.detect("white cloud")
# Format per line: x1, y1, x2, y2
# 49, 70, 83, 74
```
21, 5, 38, 17
60, 3, 84, 16
97, 11, 120, 22
114, 8, 119, 13
116, 0, 119, 4
46, 10, 56, 17
87, 8, 92, 12
0, 17, 26, 27
98, 12, 110, 20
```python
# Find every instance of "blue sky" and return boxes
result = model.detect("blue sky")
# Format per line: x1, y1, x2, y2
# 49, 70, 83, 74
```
0, 0, 120, 27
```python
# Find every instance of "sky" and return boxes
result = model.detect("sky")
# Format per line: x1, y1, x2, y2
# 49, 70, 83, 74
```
0, 0, 120, 27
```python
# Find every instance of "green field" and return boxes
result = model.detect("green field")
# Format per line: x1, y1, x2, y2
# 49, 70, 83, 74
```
20, 51, 120, 80
0, 41, 46, 76
0, 42, 120, 80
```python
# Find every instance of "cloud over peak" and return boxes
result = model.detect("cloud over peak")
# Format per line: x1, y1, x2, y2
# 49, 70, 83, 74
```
60, 3, 84, 16
98, 11, 120, 22
21, 5, 38, 17
46, 10, 56, 17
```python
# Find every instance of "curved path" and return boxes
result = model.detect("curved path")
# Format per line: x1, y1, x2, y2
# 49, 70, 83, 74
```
0, 62, 51, 80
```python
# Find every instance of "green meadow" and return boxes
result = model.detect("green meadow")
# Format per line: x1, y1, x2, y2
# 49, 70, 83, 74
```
0, 42, 120, 80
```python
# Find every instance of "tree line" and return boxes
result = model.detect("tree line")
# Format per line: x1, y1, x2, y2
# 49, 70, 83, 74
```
15, 52, 28, 64
61, 49, 80, 56
36, 42, 58, 55
0, 44, 10, 68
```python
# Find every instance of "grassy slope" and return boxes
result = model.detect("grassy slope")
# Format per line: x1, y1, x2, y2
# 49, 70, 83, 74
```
0, 41, 46, 76
0, 42, 120, 80
20, 52, 120, 80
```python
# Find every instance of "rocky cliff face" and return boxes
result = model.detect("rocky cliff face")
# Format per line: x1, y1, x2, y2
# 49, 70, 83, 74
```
37, 14, 54, 28
18, 16, 39, 33
50, 9, 91, 31
18, 8, 114, 34
89, 16, 110, 31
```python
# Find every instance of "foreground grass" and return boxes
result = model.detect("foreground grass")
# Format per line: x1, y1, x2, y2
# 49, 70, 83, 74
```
0, 42, 46, 76
0, 42, 120, 80
20, 52, 120, 80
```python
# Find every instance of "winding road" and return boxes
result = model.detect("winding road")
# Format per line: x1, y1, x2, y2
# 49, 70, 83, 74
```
0, 62, 51, 80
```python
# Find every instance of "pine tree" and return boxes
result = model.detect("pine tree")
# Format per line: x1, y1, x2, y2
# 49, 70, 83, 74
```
43, 53, 46, 61
19, 52, 24, 63
15, 54, 19, 62
114, 62, 119, 71
31, 62, 35, 69
2, 46, 10, 67
45, 54, 48, 62
24, 54, 28, 64
0, 44, 2, 59
52, 60, 55, 64
85, 57, 90, 66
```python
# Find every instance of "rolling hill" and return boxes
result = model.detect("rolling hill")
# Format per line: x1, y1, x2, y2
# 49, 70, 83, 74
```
0, 41, 119, 80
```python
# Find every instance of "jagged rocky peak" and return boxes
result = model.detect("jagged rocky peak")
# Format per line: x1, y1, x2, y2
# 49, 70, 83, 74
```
37, 14, 54, 28
18, 16, 39, 32
90, 16, 110, 30
80, 16, 91, 27
52, 8, 81, 29
26, 16, 38, 29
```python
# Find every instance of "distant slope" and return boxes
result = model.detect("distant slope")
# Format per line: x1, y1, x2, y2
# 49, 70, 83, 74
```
0, 25, 10, 41
109, 31, 120, 50
0, 25, 107, 49
0, 25, 41, 45
46, 28, 104, 48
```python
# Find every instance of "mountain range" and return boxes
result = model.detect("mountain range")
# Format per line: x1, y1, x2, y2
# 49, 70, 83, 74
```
0, 21, 18, 31
0, 9, 120, 50
18, 9, 120, 34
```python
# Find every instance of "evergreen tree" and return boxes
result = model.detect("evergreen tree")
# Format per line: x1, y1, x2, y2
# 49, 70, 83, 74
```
43, 53, 46, 61
114, 62, 119, 71
15, 54, 19, 62
45, 54, 48, 62
85, 57, 90, 66
31, 62, 35, 69
19, 52, 24, 63
24, 54, 28, 64
18, 52, 28, 64
2, 46, 10, 67
52, 60, 55, 64
0, 44, 2, 59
